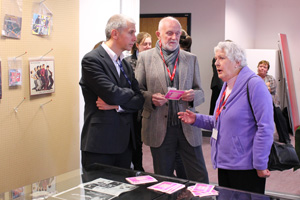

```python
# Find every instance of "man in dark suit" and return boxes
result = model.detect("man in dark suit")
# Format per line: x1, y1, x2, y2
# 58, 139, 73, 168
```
79, 14, 144, 170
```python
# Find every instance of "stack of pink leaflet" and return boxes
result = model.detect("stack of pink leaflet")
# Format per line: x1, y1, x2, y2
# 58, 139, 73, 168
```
187, 183, 219, 197
125, 175, 158, 185
147, 181, 185, 194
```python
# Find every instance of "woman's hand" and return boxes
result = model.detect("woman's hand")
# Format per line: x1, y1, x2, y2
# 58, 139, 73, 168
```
178, 109, 196, 124
256, 169, 271, 178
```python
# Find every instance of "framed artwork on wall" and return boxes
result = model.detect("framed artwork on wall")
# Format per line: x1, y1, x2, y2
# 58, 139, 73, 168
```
29, 59, 54, 96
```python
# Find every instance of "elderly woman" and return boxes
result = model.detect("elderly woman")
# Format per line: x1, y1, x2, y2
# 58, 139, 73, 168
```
178, 41, 274, 194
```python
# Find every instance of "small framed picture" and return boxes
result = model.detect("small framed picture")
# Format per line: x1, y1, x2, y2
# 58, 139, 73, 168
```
29, 59, 54, 96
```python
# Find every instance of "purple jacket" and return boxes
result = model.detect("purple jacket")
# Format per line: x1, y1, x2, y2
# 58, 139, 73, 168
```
193, 66, 274, 170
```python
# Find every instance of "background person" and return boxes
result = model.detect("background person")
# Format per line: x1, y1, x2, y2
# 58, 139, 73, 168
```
135, 16, 209, 183
178, 41, 274, 194
125, 32, 152, 171
257, 60, 290, 143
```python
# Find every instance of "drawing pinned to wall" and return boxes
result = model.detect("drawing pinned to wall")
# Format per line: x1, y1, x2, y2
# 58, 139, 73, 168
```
31, 177, 56, 199
11, 187, 25, 200
31, 1, 53, 36
2, 14, 22, 39
0, 192, 4, 200
8, 58, 22, 87
32, 13, 51, 36
29, 59, 55, 96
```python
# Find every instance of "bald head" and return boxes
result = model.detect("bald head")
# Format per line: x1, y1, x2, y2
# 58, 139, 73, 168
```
156, 17, 182, 51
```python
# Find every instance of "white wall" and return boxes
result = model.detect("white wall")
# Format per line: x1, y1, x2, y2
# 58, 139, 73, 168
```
225, 0, 256, 48
254, 0, 300, 128
225, 0, 300, 129
140, 0, 226, 114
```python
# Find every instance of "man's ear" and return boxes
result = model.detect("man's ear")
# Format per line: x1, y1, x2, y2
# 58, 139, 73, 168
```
155, 31, 160, 40
111, 29, 119, 40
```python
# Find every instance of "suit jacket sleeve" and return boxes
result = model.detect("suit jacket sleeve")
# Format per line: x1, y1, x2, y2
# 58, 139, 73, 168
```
188, 55, 205, 108
81, 51, 144, 112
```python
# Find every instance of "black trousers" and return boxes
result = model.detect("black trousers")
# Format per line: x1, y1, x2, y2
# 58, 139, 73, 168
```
151, 125, 209, 183
218, 168, 266, 194
81, 146, 132, 170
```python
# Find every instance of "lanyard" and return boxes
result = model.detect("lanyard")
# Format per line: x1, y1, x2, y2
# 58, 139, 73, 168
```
215, 88, 230, 121
159, 40, 179, 82
117, 59, 131, 86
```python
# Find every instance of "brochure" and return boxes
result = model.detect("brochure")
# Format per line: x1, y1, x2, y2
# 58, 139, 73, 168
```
148, 181, 185, 194
165, 90, 185, 100
126, 175, 158, 185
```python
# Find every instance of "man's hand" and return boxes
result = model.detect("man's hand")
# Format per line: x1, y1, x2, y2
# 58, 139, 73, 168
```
256, 169, 271, 178
152, 93, 168, 107
178, 109, 196, 124
96, 97, 118, 110
181, 89, 194, 102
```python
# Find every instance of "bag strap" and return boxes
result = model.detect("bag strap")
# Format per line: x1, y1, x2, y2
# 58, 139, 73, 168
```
247, 76, 257, 123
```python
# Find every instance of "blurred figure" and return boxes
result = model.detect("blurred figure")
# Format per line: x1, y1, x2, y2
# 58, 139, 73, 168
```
257, 60, 290, 143
179, 29, 192, 52
125, 32, 152, 171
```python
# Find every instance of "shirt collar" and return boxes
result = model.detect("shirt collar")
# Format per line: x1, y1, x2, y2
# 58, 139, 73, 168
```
102, 43, 125, 62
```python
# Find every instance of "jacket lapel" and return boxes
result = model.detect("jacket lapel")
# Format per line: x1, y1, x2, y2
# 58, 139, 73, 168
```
178, 52, 188, 90
153, 52, 168, 93
97, 46, 121, 86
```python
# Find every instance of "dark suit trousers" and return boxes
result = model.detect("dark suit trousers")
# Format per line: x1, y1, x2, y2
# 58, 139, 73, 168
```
150, 125, 209, 183
81, 145, 132, 170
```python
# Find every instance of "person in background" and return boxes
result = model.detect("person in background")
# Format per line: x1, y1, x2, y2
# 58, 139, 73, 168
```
178, 41, 274, 194
172, 28, 193, 179
179, 29, 192, 52
125, 32, 152, 171
257, 60, 290, 143
135, 16, 209, 183
257, 60, 278, 106
80, 14, 144, 170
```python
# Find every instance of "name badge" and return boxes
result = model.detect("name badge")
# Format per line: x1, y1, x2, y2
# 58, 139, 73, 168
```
168, 87, 177, 91
212, 128, 218, 140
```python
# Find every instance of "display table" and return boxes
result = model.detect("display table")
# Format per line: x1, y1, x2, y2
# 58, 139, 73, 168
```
4, 164, 295, 199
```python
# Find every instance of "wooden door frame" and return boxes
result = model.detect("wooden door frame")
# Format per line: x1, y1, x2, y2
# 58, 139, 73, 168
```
140, 13, 192, 36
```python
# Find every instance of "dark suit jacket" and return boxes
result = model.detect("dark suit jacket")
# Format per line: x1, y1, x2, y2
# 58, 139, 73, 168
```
79, 45, 144, 154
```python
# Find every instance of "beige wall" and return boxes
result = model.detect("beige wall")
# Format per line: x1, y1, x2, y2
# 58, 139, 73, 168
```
0, 0, 79, 192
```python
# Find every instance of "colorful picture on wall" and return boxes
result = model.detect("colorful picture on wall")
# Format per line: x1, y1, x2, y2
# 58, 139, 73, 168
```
2, 14, 22, 39
32, 13, 51, 36
29, 59, 54, 96
9, 69, 22, 86
31, 177, 56, 199
11, 187, 24, 199
0, 192, 4, 200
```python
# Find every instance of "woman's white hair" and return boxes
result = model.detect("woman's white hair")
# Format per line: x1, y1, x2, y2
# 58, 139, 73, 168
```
105, 14, 135, 40
214, 41, 247, 67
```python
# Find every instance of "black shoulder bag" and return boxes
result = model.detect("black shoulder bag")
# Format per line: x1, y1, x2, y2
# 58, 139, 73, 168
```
247, 77, 300, 171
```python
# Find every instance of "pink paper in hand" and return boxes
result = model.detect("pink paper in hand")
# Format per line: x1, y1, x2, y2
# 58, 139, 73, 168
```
165, 90, 185, 100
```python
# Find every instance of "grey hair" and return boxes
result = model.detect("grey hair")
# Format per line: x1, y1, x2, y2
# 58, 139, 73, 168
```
214, 41, 247, 67
105, 14, 135, 40
158, 16, 182, 31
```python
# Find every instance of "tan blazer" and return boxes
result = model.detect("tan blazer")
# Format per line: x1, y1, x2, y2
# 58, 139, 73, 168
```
135, 48, 204, 148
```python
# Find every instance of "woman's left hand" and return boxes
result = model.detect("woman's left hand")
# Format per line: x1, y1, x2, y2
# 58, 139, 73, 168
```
256, 169, 271, 178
